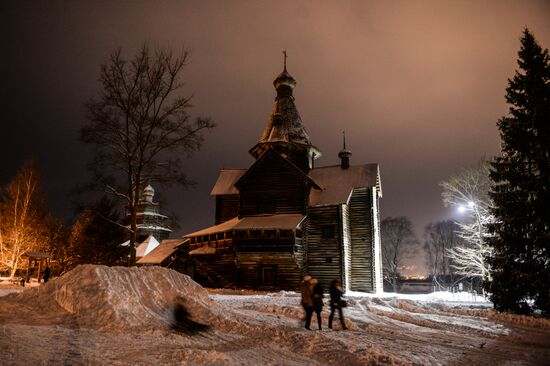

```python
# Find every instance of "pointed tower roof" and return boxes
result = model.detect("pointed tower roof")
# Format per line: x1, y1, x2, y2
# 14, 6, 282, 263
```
249, 52, 321, 162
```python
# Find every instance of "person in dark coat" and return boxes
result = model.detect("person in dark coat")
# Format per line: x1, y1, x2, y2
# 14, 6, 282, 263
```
300, 275, 315, 330
311, 278, 324, 330
328, 279, 347, 330
43, 266, 51, 283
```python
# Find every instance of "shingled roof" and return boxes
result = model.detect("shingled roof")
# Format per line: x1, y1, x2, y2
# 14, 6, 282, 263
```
309, 164, 381, 206
209, 163, 381, 206
210, 169, 245, 196
249, 67, 320, 160
137, 238, 188, 265
184, 214, 305, 238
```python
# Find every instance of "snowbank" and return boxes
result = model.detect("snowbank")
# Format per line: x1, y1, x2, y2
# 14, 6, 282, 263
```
2, 264, 237, 331
1, 266, 549, 365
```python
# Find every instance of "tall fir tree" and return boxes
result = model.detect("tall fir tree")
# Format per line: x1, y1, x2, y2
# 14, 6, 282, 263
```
487, 29, 550, 315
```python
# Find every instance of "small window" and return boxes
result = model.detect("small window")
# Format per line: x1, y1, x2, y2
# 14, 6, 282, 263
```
261, 265, 277, 286
322, 225, 336, 239
325, 257, 333, 263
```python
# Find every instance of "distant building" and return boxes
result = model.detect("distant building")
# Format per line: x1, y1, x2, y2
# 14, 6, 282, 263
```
130, 185, 172, 242
141, 62, 383, 292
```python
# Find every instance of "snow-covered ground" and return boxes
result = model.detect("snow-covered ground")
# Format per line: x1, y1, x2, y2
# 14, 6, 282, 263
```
0, 266, 549, 365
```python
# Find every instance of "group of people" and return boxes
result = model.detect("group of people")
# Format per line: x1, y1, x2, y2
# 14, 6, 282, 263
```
300, 275, 347, 330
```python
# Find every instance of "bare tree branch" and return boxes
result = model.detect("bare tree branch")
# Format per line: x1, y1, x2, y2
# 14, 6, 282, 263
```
80, 44, 215, 265
381, 216, 418, 292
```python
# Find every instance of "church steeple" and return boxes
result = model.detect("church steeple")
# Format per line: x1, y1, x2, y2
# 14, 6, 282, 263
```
249, 52, 321, 172
338, 131, 352, 169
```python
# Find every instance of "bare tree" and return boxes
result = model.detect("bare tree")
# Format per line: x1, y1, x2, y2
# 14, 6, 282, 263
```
81, 45, 214, 265
381, 216, 418, 292
0, 161, 49, 277
440, 159, 493, 282
424, 220, 463, 290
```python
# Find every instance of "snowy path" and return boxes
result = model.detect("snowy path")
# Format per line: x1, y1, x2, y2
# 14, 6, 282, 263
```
1, 266, 549, 365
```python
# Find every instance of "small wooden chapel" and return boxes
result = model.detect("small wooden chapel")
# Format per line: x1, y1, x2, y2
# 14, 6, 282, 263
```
179, 58, 383, 292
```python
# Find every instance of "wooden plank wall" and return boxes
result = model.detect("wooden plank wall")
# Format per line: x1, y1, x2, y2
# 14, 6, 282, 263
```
301, 218, 309, 275
235, 238, 294, 252
305, 205, 343, 289
236, 252, 302, 290
191, 249, 239, 288
239, 154, 308, 216
341, 203, 352, 291
293, 236, 306, 278
349, 188, 375, 292
215, 195, 240, 224
371, 187, 383, 292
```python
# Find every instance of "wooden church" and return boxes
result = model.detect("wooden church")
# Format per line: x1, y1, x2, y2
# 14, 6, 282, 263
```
155, 61, 383, 292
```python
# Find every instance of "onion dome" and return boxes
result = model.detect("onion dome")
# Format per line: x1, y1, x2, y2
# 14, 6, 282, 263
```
249, 51, 321, 171
143, 184, 155, 203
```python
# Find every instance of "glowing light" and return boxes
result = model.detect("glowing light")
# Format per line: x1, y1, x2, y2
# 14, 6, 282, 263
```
457, 206, 467, 214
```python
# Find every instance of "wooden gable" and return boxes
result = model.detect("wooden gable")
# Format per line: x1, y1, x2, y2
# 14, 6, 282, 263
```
235, 148, 318, 216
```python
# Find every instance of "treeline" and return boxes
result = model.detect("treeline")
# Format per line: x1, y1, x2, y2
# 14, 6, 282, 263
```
381, 216, 476, 293
0, 160, 129, 278
383, 29, 550, 316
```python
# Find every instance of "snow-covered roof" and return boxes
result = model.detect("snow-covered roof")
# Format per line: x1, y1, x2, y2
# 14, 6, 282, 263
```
209, 163, 381, 205
21, 251, 50, 258
185, 214, 305, 238
137, 238, 188, 265
188, 246, 217, 256
136, 212, 169, 218
135, 235, 160, 258
308, 164, 382, 206
135, 225, 172, 232
210, 169, 245, 196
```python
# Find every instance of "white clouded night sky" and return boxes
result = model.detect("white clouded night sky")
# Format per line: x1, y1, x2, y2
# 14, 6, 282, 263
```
2, 1, 549, 274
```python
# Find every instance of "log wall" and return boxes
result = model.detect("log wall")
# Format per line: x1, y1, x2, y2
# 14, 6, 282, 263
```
215, 195, 240, 224
191, 248, 239, 288
305, 205, 343, 289
341, 203, 352, 291
238, 154, 308, 216
236, 252, 302, 290
349, 188, 375, 292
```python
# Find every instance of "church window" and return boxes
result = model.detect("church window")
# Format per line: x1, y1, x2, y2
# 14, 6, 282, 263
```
261, 265, 277, 286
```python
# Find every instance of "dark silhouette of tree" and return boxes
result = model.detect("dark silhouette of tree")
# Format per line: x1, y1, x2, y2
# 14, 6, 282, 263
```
487, 29, 550, 315
67, 197, 128, 270
424, 220, 463, 290
381, 216, 418, 292
81, 45, 215, 265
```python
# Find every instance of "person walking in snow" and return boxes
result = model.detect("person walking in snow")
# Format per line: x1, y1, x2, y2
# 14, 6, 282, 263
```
328, 279, 347, 330
300, 275, 315, 330
312, 278, 324, 330
42, 266, 51, 283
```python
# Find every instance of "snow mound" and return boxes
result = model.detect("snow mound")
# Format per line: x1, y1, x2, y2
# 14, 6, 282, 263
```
6, 264, 235, 330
